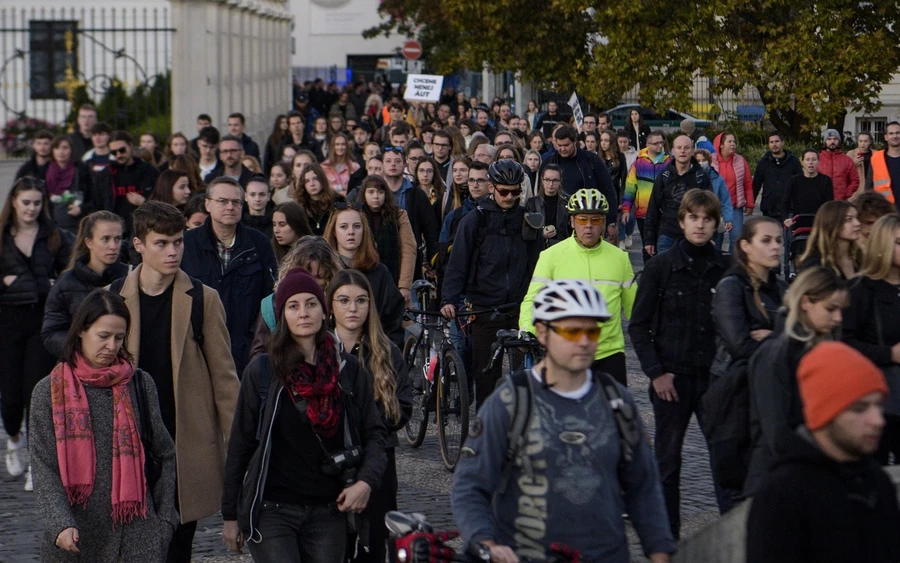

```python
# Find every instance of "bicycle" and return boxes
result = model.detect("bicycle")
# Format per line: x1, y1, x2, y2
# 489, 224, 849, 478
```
403, 307, 470, 471
385, 511, 581, 563
483, 329, 545, 378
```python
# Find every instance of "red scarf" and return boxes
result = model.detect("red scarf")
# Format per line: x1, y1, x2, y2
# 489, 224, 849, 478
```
45, 161, 76, 196
285, 333, 342, 437
50, 354, 147, 525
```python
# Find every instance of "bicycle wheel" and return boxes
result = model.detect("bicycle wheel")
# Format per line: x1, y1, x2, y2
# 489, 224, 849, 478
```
436, 347, 470, 471
403, 332, 429, 447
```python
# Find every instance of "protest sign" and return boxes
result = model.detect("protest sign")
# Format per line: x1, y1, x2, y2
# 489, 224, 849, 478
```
404, 74, 443, 102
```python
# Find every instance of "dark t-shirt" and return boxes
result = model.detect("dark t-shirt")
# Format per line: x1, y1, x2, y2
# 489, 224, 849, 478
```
545, 193, 559, 227
138, 283, 176, 439
264, 387, 345, 505
85, 152, 111, 174
885, 153, 900, 204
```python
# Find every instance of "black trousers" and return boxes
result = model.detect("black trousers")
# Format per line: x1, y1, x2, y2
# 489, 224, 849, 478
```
591, 352, 627, 387
469, 304, 518, 410
167, 479, 198, 563
352, 448, 398, 563
876, 414, 900, 466
636, 218, 652, 264
0, 304, 56, 438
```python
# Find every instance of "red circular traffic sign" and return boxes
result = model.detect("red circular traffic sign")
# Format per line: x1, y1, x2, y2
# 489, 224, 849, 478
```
402, 40, 423, 61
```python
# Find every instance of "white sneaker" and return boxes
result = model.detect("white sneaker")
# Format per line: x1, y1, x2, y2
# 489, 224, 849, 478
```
618, 241, 626, 250
23, 465, 32, 492
625, 234, 633, 249
5, 438, 24, 477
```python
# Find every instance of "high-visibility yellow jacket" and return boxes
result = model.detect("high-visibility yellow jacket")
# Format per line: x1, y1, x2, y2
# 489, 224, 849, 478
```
520, 235, 637, 360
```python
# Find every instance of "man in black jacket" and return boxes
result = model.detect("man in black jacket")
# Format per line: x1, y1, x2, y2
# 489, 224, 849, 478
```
15, 129, 53, 180
92, 131, 159, 259
440, 160, 543, 408
644, 135, 712, 256
541, 125, 618, 238
629, 189, 731, 540
746, 341, 900, 563
69, 103, 97, 160
206, 135, 254, 189
182, 177, 278, 376
226, 113, 261, 161
753, 132, 801, 274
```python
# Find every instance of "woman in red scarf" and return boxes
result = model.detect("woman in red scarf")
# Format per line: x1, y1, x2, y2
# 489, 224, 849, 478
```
45, 136, 93, 234
222, 267, 387, 562
29, 289, 178, 562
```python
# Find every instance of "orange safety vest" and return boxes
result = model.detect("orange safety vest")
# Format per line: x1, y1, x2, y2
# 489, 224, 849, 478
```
870, 150, 896, 203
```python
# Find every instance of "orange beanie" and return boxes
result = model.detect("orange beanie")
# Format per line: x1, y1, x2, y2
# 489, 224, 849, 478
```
797, 341, 888, 431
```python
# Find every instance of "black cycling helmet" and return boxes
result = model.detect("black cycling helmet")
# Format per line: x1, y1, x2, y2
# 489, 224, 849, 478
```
488, 159, 525, 186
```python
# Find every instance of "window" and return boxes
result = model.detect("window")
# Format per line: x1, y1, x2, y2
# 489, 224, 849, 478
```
858, 117, 887, 144
29, 21, 78, 100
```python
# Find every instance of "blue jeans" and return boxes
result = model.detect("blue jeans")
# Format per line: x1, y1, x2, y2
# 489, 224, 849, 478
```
725, 208, 744, 253
617, 212, 636, 241
656, 234, 677, 255
248, 501, 347, 563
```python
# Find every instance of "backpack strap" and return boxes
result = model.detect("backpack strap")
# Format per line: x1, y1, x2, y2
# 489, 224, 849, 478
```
261, 294, 276, 333
593, 370, 641, 472
186, 277, 205, 345
495, 369, 534, 496
255, 355, 273, 441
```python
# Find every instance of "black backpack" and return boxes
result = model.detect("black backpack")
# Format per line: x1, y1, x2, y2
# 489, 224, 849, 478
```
496, 368, 642, 495
109, 276, 205, 346
700, 359, 751, 491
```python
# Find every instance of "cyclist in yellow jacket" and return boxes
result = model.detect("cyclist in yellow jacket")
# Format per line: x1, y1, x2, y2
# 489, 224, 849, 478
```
520, 188, 637, 385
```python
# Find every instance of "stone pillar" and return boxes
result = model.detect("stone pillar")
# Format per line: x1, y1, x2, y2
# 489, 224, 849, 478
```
170, 0, 292, 141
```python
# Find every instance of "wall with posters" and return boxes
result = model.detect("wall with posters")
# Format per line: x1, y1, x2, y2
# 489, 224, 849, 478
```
291, 0, 402, 71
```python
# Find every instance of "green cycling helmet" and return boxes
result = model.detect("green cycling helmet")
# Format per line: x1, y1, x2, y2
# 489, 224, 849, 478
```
567, 188, 609, 215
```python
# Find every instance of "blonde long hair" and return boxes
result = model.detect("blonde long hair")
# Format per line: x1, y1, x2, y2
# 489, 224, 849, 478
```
327, 269, 400, 423
783, 266, 847, 345
799, 200, 863, 276
858, 213, 900, 281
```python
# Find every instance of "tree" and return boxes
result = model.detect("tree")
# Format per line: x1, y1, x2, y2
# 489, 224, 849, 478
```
367, 0, 900, 139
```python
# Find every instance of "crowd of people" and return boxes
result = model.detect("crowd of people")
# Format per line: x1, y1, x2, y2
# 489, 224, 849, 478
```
3, 78, 900, 563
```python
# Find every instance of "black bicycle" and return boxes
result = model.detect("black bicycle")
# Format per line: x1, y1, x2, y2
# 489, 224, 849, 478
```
483, 329, 545, 377
403, 307, 470, 471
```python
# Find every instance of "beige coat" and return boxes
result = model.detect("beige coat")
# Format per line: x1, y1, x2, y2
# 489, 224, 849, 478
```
397, 208, 417, 291
120, 266, 240, 523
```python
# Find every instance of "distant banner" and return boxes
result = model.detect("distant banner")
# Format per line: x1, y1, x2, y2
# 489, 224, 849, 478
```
404, 74, 443, 103
568, 91, 584, 129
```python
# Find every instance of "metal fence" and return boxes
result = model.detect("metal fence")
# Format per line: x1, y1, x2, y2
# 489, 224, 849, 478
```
0, 6, 173, 157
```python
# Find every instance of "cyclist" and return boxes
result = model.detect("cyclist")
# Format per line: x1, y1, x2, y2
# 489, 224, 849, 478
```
440, 159, 543, 409
451, 280, 674, 563
520, 188, 637, 386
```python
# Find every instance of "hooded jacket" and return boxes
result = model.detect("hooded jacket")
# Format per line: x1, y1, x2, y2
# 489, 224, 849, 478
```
746, 428, 900, 563
643, 159, 713, 246
712, 133, 754, 209
753, 150, 803, 219
818, 148, 860, 200
622, 148, 670, 220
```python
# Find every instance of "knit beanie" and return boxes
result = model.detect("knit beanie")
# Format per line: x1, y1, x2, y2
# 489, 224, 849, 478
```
274, 267, 328, 321
824, 128, 841, 141
797, 341, 888, 431
681, 119, 696, 134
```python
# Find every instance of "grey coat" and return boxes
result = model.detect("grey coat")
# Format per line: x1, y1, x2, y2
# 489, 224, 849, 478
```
30, 370, 179, 562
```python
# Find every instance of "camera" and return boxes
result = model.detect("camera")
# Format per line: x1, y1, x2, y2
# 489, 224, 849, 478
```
321, 446, 363, 487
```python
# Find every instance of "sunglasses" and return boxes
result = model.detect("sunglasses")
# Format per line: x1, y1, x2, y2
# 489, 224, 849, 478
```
110, 147, 130, 155
547, 324, 602, 342
335, 201, 365, 211
574, 215, 604, 226
494, 187, 522, 198
382, 145, 404, 154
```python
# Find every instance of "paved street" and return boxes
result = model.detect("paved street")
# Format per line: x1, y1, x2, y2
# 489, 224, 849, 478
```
0, 159, 722, 561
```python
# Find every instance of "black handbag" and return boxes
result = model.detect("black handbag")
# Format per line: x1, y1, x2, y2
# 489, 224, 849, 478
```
133, 369, 163, 489
873, 308, 900, 416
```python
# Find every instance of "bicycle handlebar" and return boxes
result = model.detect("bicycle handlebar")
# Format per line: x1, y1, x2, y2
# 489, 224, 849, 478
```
458, 303, 518, 317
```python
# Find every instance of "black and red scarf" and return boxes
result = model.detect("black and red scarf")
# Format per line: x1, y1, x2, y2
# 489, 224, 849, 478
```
285, 332, 342, 437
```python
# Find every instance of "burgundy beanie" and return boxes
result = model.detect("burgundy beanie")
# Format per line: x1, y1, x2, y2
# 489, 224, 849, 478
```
274, 267, 328, 320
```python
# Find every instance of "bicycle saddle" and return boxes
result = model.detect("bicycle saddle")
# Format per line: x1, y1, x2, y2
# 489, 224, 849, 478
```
412, 279, 435, 291
385, 511, 432, 536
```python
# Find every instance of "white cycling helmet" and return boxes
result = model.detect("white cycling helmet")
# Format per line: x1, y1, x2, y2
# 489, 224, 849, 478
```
533, 279, 611, 323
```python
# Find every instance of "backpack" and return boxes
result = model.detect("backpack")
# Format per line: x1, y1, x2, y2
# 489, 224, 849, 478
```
109, 276, 205, 346
496, 368, 642, 495
700, 359, 751, 490
261, 294, 276, 332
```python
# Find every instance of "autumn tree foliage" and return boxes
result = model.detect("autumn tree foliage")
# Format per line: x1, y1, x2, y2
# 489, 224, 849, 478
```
366, 0, 900, 139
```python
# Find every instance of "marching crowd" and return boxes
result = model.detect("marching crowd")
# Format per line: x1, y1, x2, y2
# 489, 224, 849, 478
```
2, 78, 900, 563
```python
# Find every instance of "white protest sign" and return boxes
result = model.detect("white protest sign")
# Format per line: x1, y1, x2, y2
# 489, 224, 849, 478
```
568, 91, 584, 131
404, 74, 444, 103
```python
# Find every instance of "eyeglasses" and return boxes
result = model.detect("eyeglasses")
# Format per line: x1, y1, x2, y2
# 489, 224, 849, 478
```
207, 197, 243, 208
110, 146, 129, 155
18, 177, 46, 188
494, 187, 522, 197
547, 324, 602, 342
467, 178, 489, 186
333, 295, 370, 309
219, 148, 241, 155
407, 155, 422, 162
574, 215, 604, 226
334, 201, 365, 211
541, 178, 561, 185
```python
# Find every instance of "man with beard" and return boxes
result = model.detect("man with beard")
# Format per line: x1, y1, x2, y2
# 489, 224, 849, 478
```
206, 135, 254, 188
818, 128, 859, 200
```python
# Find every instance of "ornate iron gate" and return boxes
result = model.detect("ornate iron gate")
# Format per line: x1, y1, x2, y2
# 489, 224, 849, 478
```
0, 6, 173, 157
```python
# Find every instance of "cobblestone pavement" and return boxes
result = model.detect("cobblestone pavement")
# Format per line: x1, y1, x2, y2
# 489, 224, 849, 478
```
0, 225, 723, 562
